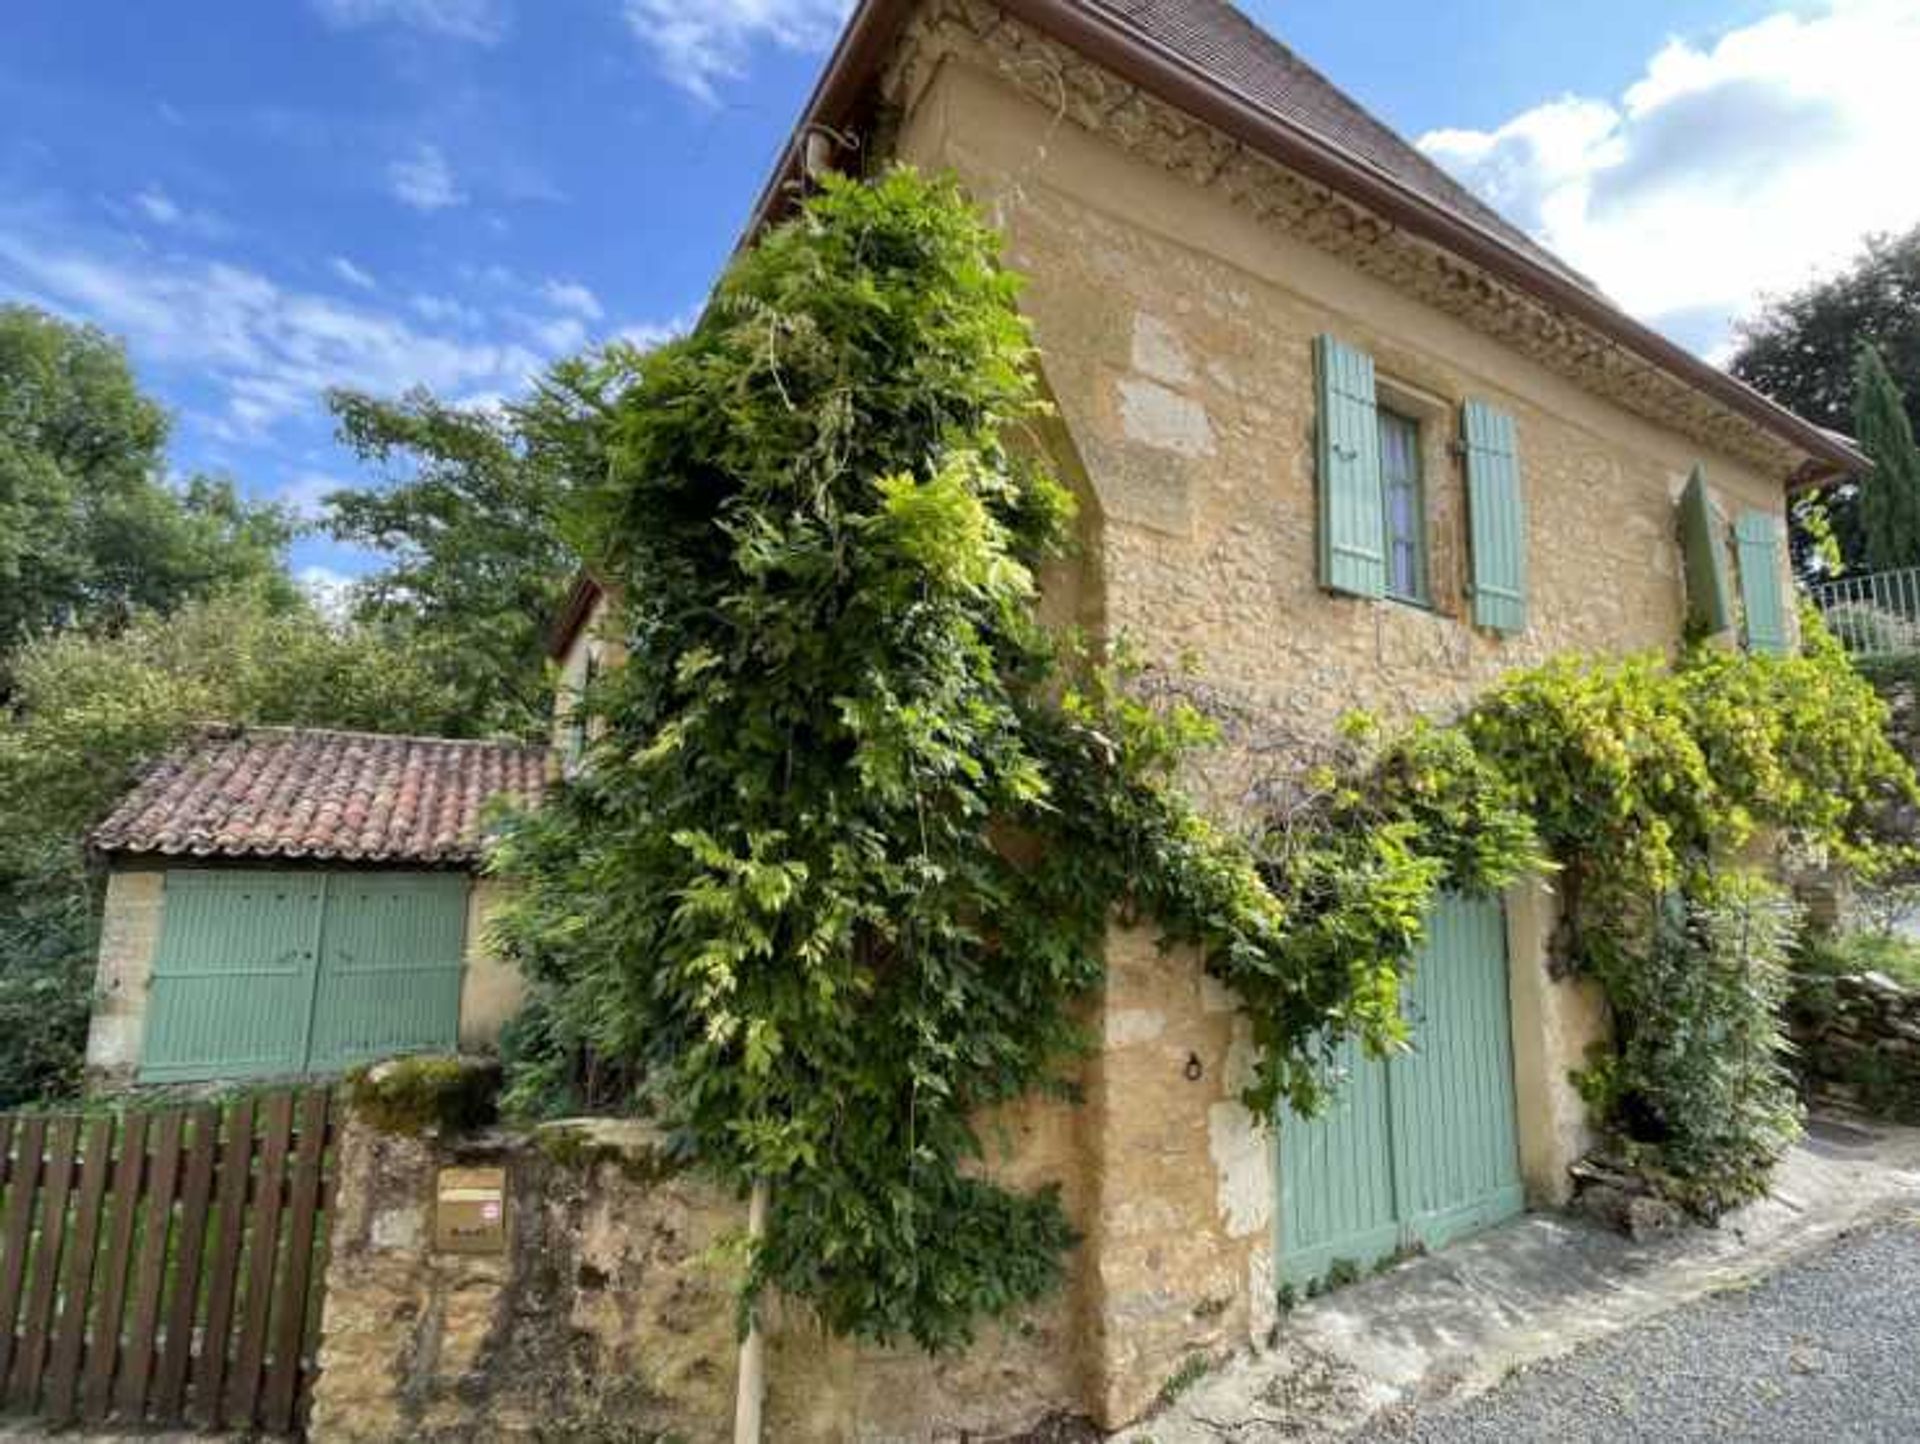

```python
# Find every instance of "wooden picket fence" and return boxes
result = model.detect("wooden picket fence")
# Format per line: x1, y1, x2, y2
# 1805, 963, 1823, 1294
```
0, 1087, 334, 1436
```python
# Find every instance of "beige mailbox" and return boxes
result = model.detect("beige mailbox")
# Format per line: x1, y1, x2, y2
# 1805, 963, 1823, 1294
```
434, 1166, 509, 1254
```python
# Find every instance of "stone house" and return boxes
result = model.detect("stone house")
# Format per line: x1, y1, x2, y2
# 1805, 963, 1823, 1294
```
541, 0, 1856, 1431
84, 725, 544, 1089
87, 0, 1861, 1433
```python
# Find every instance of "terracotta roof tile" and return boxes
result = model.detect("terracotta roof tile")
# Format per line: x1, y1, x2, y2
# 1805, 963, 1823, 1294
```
91, 725, 550, 866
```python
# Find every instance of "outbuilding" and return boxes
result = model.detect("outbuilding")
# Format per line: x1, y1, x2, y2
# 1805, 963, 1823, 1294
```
85, 724, 546, 1088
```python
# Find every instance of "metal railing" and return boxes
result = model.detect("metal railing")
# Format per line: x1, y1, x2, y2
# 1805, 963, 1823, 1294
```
1808, 566, 1920, 660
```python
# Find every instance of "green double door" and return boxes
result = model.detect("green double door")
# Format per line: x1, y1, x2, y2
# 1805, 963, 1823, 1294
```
1277, 892, 1524, 1289
140, 869, 469, 1083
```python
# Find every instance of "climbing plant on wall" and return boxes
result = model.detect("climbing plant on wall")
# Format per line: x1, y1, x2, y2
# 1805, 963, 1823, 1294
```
490, 169, 1397, 1351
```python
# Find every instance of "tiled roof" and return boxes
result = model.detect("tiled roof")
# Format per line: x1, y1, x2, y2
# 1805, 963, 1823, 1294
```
91, 725, 549, 866
1088, 0, 1595, 290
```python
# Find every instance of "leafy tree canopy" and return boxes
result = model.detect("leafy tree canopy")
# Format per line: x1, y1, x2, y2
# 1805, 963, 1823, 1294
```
0, 305, 296, 680
0, 588, 470, 1107
323, 358, 624, 737
1854, 343, 1920, 573
1730, 226, 1920, 575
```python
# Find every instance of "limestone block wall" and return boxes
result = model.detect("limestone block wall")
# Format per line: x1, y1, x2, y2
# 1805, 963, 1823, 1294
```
1790, 972, 1920, 1123
83, 866, 166, 1089
310, 1109, 1092, 1442
871, 13, 1792, 1426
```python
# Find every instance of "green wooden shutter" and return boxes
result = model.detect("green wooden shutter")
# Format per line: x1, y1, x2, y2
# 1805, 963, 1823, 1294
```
1735, 509, 1790, 655
1678, 466, 1734, 636
1461, 400, 1528, 634
141, 872, 323, 1083
306, 873, 469, 1073
1316, 334, 1386, 598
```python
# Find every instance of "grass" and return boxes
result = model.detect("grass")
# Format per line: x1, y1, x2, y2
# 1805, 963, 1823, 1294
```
1795, 929, 1920, 990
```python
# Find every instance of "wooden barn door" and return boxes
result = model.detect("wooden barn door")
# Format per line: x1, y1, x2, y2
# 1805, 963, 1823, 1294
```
1277, 892, 1524, 1290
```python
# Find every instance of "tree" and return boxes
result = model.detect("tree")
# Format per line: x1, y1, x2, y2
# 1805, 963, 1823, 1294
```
0, 305, 296, 678
1730, 226, 1920, 576
322, 358, 624, 738
0, 590, 469, 1106
491, 170, 1397, 1351
1854, 343, 1920, 573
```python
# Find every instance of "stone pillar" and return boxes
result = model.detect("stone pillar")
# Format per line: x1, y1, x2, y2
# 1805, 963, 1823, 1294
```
85, 866, 165, 1092
1503, 874, 1609, 1206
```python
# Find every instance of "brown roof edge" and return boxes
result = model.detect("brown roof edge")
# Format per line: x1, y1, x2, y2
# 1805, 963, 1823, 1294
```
745, 0, 1863, 483
547, 571, 604, 660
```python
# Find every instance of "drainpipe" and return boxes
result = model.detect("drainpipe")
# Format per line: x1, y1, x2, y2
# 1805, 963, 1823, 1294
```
733, 1177, 771, 1444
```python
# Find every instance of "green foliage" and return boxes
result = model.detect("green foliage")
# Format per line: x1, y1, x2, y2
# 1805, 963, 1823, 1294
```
324, 365, 621, 738
1464, 622, 1913, 1212
1795, 928, 1920, 990
1574, 876, 1804, 1216
1241, 716, 1544, 1113
343, 1055, 501, 1135
0, 305, 296, 682
1730, 224, 1920, 575
492, 170, 1342, 1352
1853, 343, 1920, 573
0, 590, 471, 1108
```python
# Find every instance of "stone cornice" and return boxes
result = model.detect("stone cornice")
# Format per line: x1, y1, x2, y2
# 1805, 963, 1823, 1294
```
881, 1, 1806, 479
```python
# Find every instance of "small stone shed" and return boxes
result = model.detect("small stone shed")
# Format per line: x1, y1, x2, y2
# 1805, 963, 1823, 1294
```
85, 724, 547, 1089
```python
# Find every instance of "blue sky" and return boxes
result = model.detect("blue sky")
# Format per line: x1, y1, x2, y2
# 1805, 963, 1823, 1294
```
2, 0, 1912, 594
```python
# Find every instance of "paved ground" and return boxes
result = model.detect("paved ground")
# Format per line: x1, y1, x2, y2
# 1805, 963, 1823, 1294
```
1127, 1117, 1920, 1443
1355, 1214, 1920, 1443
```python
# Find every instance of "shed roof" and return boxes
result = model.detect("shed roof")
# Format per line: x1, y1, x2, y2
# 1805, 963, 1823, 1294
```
91, 725, 549, 866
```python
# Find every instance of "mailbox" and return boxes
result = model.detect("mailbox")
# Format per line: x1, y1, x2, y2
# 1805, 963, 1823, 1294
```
434, 1166, 508, 1254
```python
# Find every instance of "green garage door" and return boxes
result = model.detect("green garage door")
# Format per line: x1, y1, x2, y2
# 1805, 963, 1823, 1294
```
1277, 892, 1523, 1289
140, 869, 468, 1083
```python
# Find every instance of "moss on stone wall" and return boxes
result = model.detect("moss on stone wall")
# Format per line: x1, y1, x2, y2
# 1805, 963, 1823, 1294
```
343, 1055, 501, 1136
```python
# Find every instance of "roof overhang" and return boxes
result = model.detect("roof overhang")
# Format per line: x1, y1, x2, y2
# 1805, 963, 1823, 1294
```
546, 571, 605, 661
744, 0, 1864, 485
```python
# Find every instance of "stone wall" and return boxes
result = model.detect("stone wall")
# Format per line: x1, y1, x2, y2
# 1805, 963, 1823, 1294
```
83, 865, 166, 1089
310, 1103, 1092, 1442
1790, 972, 1920, 1124
874, 9, 1753, 1424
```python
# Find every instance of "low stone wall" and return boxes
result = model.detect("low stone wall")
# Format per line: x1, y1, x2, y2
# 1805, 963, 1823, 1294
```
1790, 971, 1920, 1123
308, 1101, 1089, 1442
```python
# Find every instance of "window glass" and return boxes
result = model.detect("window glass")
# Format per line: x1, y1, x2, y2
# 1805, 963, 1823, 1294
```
1378, 408, 1425, 603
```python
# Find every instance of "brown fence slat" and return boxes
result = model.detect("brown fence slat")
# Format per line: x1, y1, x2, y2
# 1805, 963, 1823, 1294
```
192, 1095, 254, 1431
0, 1114, 13, 1191
262, 1090, 329, 1433
10, 1116, 78, 1408
81, 1110, 148, 1424
230, 1091, 294, 1428
153, 1103, 218, 1422
117, 1108, 184, 1420
45, 1114, 113, 1424
0, 1114, 48, 1400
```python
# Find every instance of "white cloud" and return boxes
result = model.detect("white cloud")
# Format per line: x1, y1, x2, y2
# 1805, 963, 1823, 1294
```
276, 473, 350, 521
0, 232, 555, 439
387, 143, 466, 211
614, 309, 696, 351
128, 186, 229, 239
539, 277, 603, 319
622, 0, 850, 101
1419, 0, 1920, 353
410, 291, 481, 327
297, 565, 359, 619
329, 256, 377, 290
308, 0, 507, 43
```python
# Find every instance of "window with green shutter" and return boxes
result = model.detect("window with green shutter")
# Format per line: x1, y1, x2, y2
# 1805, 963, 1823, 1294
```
1316, 334, 1387, 598
1734, 509, 1790, 655
1678, 466, 1734, 637
1461, 400, 1527, 634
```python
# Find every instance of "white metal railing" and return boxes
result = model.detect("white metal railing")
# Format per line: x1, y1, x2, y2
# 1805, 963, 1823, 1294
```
1808, 566, 1920, 660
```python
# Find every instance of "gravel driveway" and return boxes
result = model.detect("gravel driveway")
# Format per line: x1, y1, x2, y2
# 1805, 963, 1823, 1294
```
1356, 1213, 1920, 1443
